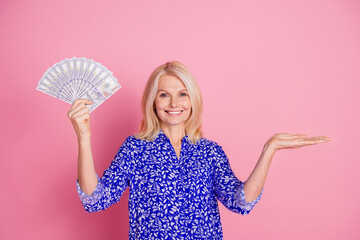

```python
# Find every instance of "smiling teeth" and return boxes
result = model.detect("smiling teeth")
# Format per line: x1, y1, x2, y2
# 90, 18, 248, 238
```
167, 111, 182, 114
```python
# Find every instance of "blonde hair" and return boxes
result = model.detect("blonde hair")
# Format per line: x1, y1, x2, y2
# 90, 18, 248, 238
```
135, 61, 203, 145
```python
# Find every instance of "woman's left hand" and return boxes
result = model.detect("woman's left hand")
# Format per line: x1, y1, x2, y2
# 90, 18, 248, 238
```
266, 133, 332, 151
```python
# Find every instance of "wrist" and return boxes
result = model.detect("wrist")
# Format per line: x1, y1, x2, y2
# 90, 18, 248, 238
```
78, 135, 91, 146
263, 140, 277, 154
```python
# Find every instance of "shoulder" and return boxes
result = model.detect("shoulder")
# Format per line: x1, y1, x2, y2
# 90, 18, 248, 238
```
115, 135, 151, 160
121, 134, 156, 150
195, 137, 228, 166
195, 136, 223, 152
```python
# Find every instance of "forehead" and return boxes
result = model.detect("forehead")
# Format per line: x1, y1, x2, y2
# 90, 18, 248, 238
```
158, 75, 186, 90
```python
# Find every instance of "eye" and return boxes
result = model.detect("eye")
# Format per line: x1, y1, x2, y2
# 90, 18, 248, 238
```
180, 92, 187, 97
160, 93, 167, 97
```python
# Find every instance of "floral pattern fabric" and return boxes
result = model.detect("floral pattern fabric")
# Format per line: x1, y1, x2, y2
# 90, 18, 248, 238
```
76, 129, 263, 239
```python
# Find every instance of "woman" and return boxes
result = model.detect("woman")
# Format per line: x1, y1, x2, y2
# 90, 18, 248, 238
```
67, 61, 331, 239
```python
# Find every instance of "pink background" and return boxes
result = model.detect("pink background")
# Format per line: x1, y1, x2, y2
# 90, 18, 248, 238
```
1, 0, 359, 239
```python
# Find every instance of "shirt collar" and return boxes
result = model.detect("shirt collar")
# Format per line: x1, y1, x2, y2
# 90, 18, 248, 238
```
157, 129, 192, 146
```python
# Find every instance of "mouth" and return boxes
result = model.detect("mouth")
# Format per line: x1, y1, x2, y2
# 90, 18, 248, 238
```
165, 110, 184, 115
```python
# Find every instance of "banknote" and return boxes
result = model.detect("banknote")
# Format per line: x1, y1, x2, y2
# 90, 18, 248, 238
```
80, 75, 121, 112
36, 57, 121, 112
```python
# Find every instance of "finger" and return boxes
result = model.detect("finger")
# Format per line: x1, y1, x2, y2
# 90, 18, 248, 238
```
295, 134, 308, 138
287, 134, 307, 140
68, 102, 85, 119
315, 137, 332, 143
69, 99, 86, 112
294, 139, 316, 148
69, 103, 89, 119
318, 135, 332, 141
68, 99, 93, 116
73, 105, 90, 117
307, 135, 332, 141
276, 133, 297, 139
299, 137, 329, 147
285, 134, 307, 140
73, 109, 90, 123
71, 104, 90, 119
74, 98, 93, 106
310, 136, 332, 142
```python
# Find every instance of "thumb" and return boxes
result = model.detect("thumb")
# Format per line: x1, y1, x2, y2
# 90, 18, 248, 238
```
84, 99, 93, 105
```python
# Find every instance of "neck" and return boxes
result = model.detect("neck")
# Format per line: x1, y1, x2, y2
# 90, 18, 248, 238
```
160, 124, 186, 145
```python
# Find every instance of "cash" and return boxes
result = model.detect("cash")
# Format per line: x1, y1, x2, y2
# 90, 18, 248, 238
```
36, 57, 121, 112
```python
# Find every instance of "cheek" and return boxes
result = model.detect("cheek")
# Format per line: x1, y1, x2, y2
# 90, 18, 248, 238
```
154, 99, 166, 109
184, 99, 192, 109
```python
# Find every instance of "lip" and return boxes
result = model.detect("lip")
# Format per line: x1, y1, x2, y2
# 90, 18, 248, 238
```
165, 110, 183, 115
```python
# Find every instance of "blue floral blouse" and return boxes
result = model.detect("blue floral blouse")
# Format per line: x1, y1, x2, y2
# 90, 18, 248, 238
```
76, 129, 263, 239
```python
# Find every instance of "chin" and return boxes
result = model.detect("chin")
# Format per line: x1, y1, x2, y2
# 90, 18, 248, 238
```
163, 121, 185, 126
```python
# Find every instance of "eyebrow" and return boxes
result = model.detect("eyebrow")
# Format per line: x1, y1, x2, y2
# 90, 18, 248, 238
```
157, 89, 188, 92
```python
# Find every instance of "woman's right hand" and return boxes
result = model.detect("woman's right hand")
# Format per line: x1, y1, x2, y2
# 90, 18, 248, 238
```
67, 99, 93, 141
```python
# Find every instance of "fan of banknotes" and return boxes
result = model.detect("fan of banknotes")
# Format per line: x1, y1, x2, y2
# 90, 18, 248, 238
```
36, 57, 121, 112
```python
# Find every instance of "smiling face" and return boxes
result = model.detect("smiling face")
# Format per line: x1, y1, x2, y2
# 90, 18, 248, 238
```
154, 75, 192, 130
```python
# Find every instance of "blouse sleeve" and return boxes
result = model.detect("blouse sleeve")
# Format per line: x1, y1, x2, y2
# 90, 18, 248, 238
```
212, 143, 263, 215
76, 136, 134, 213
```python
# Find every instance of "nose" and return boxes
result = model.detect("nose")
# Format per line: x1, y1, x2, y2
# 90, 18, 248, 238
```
170, 96, 178, 108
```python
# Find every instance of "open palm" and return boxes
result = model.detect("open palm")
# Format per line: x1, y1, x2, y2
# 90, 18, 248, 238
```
268, 133, 332, 151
